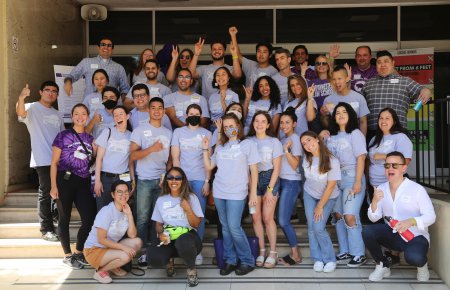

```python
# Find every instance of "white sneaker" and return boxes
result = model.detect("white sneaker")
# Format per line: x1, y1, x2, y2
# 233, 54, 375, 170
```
323, 262, 337, 273
417, 263, 430, 281
369, 262, 391, 281
313, 261, 324, 272
195, 254, 203, 266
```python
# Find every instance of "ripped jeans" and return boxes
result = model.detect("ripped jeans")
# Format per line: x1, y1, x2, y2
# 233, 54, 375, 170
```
332, 169, 366, 257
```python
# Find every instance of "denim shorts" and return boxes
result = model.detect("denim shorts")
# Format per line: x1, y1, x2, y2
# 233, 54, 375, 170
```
257, 169, 280, 196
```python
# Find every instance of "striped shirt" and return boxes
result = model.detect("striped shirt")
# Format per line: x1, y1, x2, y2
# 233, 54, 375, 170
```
361, 73, 422, 130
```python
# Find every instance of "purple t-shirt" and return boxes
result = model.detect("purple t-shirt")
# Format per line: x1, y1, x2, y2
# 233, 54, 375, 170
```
307, 78, 334, 108
291, 66, 317, 80
351, 65, 377, 93
52, 129, 94, 178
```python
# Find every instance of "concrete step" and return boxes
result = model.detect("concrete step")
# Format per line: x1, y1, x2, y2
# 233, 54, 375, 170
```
3, 190, 38, 207
0, 206, 80, 223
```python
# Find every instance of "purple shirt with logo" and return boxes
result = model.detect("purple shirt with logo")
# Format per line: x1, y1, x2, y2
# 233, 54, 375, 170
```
52, 129, 94, 178
307, 78, 334, 108
351, 65, 377, 93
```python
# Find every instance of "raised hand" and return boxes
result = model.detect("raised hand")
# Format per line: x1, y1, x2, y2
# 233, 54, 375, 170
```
344, 63, 352, 80
171, 45, 179, 60
229, 26, 238, 36
19, 84, 30, 100
307, 83, 315, 99
329, 44, 340, 59
194, 37, 205, 56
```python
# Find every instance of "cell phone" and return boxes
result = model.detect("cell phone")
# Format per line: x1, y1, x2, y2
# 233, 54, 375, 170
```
63, 171, 72, 180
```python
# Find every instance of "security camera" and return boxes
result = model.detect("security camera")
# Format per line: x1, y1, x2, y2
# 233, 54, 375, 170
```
81, 4, 107, 21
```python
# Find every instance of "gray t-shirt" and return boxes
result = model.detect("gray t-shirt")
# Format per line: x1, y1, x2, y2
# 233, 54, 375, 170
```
82, 92, 104, 113
171, 126, 212, 181
326, 130, 367, 171
152, 194, 204, 228
211, 139, 261, 200
197, 64, 233, 100
283, 98, 317, 137
272, 72, 293, 106
129, 108, 172, 131
303, 156, 341, 199
322, 90, 370, 118
84, 202, 129, 249
164, 91, 210, 123
18, 102, 65, 167
244, 99, 282, 133
130, 123, 172, 180
248, 136, 284, 172
126, 82, 172, 100
208, 89, 240, 121
90, 108, 115, 139
368, 133, 413, 186
95, 127, 131, 174
132, 70, 168, 86
242, 57, 278, 87
280, 133, 302, 180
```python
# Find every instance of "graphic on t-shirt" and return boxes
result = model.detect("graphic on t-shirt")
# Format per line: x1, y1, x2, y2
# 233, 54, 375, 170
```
163, 204, 186, 222
260, 146, 273, 162
304, 164, 327, 181
43, 114, 62, 128
74, 145, 89, 160
217, 146, 242, 160
107, 139, 130, 154
206, 71, 214, 81
327, 137, 350, 157
180, 135, 202, 150
108, 216, 129, 239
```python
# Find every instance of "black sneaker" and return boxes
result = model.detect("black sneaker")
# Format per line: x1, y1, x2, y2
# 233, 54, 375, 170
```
73, 252, 89, 266
347, 255, 367, 267
63, 255, 84, 269
138, 254, 148, 269
336, 253, 352, 264
384, 251, 400, 266
187, 268, 199, 287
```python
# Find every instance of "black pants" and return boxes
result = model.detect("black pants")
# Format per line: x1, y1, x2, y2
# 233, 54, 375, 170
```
35, 166, 55, 234
56, 171, 97, 254
148, 230, 202, 269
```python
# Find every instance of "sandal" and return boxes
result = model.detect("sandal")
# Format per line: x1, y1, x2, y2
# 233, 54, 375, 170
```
110, 267, 127, 276
255, 249, 266, 267
166, 259, 176, 277
264, 251, 277, 268
278, 254, 302, 266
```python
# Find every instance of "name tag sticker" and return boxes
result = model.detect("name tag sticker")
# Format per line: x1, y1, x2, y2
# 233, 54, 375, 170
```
143, 130, 152, 137
353, 74, 361, 80
150, 87, 159, 92
191, 96, 200, 103
231, 144, 240, 150
91, 98, 100, 104
90, 64, 99, 69
390, 79, 399, 84
176, 110, 184, 117
119, 173, 131, 182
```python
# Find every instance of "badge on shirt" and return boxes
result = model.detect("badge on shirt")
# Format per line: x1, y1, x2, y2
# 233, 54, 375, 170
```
119, 173, 131, 182
91, 98, 100, 104
231, 144, 240, 150
90, 64, 99, 69
191, 95, 200, 104
390, 79, 399, 84
143, 130, 152, 137
176, 110, 184, 117
353, 74, 361, 80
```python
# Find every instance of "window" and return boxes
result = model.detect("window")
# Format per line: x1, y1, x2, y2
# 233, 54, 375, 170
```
401, 5, 450, 40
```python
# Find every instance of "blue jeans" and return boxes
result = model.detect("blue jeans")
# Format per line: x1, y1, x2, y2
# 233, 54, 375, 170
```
189, 180, 206, 240
332, 169, 366, 256
96, 173, 119, 212
362, 223, 429, 267
257, 169, 280, 196
136, 178, 161, 246
214, 198, 254, 266
304, 192, 337, 263
278, 178, 302, 247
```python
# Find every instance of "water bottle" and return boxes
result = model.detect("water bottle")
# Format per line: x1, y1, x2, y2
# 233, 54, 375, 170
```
413, 100, 423, 112
384, 216, 414, 242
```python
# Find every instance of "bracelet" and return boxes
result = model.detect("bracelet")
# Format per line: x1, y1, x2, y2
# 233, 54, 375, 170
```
409, 218, 417, 226
232, 55, 239, 60
218, 132, 222, 134
204, 179, 210, 183
267, 186, 273, 193
202, 148, 209, 151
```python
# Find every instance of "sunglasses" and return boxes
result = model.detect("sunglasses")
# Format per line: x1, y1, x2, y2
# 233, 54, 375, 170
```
315, 62, 328, 66
384, 163, 405, 169
167, 175, 183, 181
180, 55, 191, 60
99, 42, 113, 48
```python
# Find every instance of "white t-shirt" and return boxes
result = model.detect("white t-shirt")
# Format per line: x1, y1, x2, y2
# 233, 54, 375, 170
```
18, 102, 65, 167
152, 194, 204, 228
130, 123, 172, 180
95, 127, 131, 174
84, 202, 129, 248
303, 156, 341, 199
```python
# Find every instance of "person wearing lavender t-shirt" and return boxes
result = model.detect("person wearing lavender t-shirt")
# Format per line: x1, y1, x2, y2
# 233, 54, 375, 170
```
50, 104, 97, 268
273, 48, 295, 106
208, 66, 239, 124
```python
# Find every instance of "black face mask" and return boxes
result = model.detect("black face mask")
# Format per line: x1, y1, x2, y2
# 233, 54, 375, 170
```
186, 115, 201, 126
103, 99, 118, 110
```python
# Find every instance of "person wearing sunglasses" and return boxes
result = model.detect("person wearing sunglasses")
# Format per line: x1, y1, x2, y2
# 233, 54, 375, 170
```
308, 55, 334, 109
148, 167, 204, 287
320, 103, 367, 267
84, 180, 142, 284
132, 48, 168, 86
363, 151, 436, 282
368, 108, 412, 189
64, 38, 130, 98
166, 47, 199, 93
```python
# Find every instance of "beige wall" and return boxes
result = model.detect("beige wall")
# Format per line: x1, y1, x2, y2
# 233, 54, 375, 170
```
2, 0, 83, 196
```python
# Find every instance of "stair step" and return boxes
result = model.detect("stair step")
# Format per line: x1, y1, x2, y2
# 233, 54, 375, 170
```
0, 206, 80, 223
3, 191, 38, 207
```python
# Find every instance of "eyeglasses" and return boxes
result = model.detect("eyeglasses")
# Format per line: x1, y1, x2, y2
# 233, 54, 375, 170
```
384, 163, 405, 169
115, 190, 130, 197
99, 43, 113, 48
167, 175, 183, 181
43, 89, 58, 94
315, 62, 328, 66
133, 93, 148, 99
180, 55, 191, 60
177, 75, 192, 80
344, 191, 353, 205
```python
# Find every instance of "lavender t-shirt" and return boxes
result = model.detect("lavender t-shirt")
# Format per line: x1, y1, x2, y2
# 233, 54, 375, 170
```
52, 129, 94, 178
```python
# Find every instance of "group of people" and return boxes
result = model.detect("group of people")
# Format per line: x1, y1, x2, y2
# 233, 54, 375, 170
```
16, 25, 436, 287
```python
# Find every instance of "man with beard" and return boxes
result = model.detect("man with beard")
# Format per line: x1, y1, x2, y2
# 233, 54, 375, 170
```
165, 68, 210, 129
228, 26, 277, 87
188, 38, 242, 99
291, 45, 316, 80
273, 48, 295, 106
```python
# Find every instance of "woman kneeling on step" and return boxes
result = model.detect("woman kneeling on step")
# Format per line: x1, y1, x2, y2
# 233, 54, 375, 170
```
148, 167, 203, 287
84, 180, 142, 284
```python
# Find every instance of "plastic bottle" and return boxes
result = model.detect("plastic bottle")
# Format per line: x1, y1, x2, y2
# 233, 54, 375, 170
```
413, 100, 423, 112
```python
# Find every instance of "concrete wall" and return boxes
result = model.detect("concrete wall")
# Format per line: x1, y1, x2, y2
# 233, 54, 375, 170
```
2, 0, 83, 196
429, 198, 450, 287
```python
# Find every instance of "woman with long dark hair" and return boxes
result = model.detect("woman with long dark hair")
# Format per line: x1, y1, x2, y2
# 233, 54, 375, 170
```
132, 48, 167, 85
